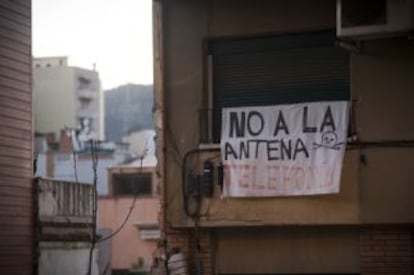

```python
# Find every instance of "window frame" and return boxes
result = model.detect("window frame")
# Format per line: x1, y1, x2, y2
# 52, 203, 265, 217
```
111, 172, 153, 197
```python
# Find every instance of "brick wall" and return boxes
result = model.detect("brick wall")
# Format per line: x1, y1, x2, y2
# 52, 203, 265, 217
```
165, 226, 414, 275
165, 228, 190, 272
188, 230, 212, 274
58, 131, 73, 153
360, 227, 413, 275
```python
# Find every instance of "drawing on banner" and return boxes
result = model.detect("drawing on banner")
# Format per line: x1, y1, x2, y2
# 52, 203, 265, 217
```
313, 131, 345, 151
220, 101, 350, 197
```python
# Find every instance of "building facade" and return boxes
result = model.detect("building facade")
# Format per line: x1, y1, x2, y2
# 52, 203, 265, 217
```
154, 0, 414, 274
36, 178, 98, 275
0, 0, 34, 274
33, 56, 101, 140
98, 156, 160, 273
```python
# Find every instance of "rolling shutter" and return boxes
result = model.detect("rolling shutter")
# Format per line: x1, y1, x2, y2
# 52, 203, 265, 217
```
209, 31, 350, 142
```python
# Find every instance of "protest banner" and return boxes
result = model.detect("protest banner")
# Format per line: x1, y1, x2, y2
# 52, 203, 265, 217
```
220, 101, 349, 197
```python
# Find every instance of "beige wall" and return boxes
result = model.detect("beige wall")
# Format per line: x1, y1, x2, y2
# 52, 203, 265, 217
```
39, 242, 98, 275
34, 66, 77, 134
161, 0, 414, 228
352, 39, 414, 223
215, 227, 359, 274
34, 65, 101, 137
74, 67, 101, 138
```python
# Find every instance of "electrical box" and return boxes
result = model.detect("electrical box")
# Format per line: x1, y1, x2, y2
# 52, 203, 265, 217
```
201, 161, 214, 197
337, 0, 414, 39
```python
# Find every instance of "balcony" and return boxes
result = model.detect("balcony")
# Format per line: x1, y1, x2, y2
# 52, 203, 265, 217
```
36, 178, 94, 241
77, 89, 97, 100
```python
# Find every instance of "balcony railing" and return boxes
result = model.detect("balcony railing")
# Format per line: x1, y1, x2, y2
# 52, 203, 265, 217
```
77, 89, 97, 100
37, 178, 94, 229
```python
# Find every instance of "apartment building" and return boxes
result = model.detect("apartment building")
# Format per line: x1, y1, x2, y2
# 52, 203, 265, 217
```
154, 0, 414, 274
33, 56, 101, 140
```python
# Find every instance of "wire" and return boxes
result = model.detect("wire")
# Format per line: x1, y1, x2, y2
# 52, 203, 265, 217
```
87, 140, 99, 275
97, 147, 147, 243
73, 150, 79, 183
347, 139, 414, 149
204, 153, 221, 162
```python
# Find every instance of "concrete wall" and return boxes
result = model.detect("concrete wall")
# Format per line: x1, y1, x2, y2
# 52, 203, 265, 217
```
34, 56, 68, 68
35, 153, 47, 178
215, 227, 359, 274
39, 242, 98, 275
353, 39, 414, 223
36, 178, 98, 274
74, 67, 101, 138
34, 65, 77, 134
161, 0, 414, 227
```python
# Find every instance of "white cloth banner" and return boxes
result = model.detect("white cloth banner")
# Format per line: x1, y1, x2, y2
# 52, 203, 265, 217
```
220, 101, 350, 197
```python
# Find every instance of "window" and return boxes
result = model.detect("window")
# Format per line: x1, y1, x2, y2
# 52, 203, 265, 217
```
202, 31, 350, 143
112, 173, 152, 196
341, 0, 386, 27
79, 97, 91, 109
135, 224, 161, 240
78, 76, 92, 90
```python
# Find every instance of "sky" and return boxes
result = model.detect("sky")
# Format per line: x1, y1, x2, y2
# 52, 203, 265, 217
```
33, 0, 153, 90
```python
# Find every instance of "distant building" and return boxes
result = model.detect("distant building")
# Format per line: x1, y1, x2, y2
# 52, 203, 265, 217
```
34, 127, 156, 196
34, 132, 132, 195
104, 84, 153, 142
33, 56, 102, 140
124, 129, 156, 157
98, 155, 160, 273
36, 178, 98, 275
